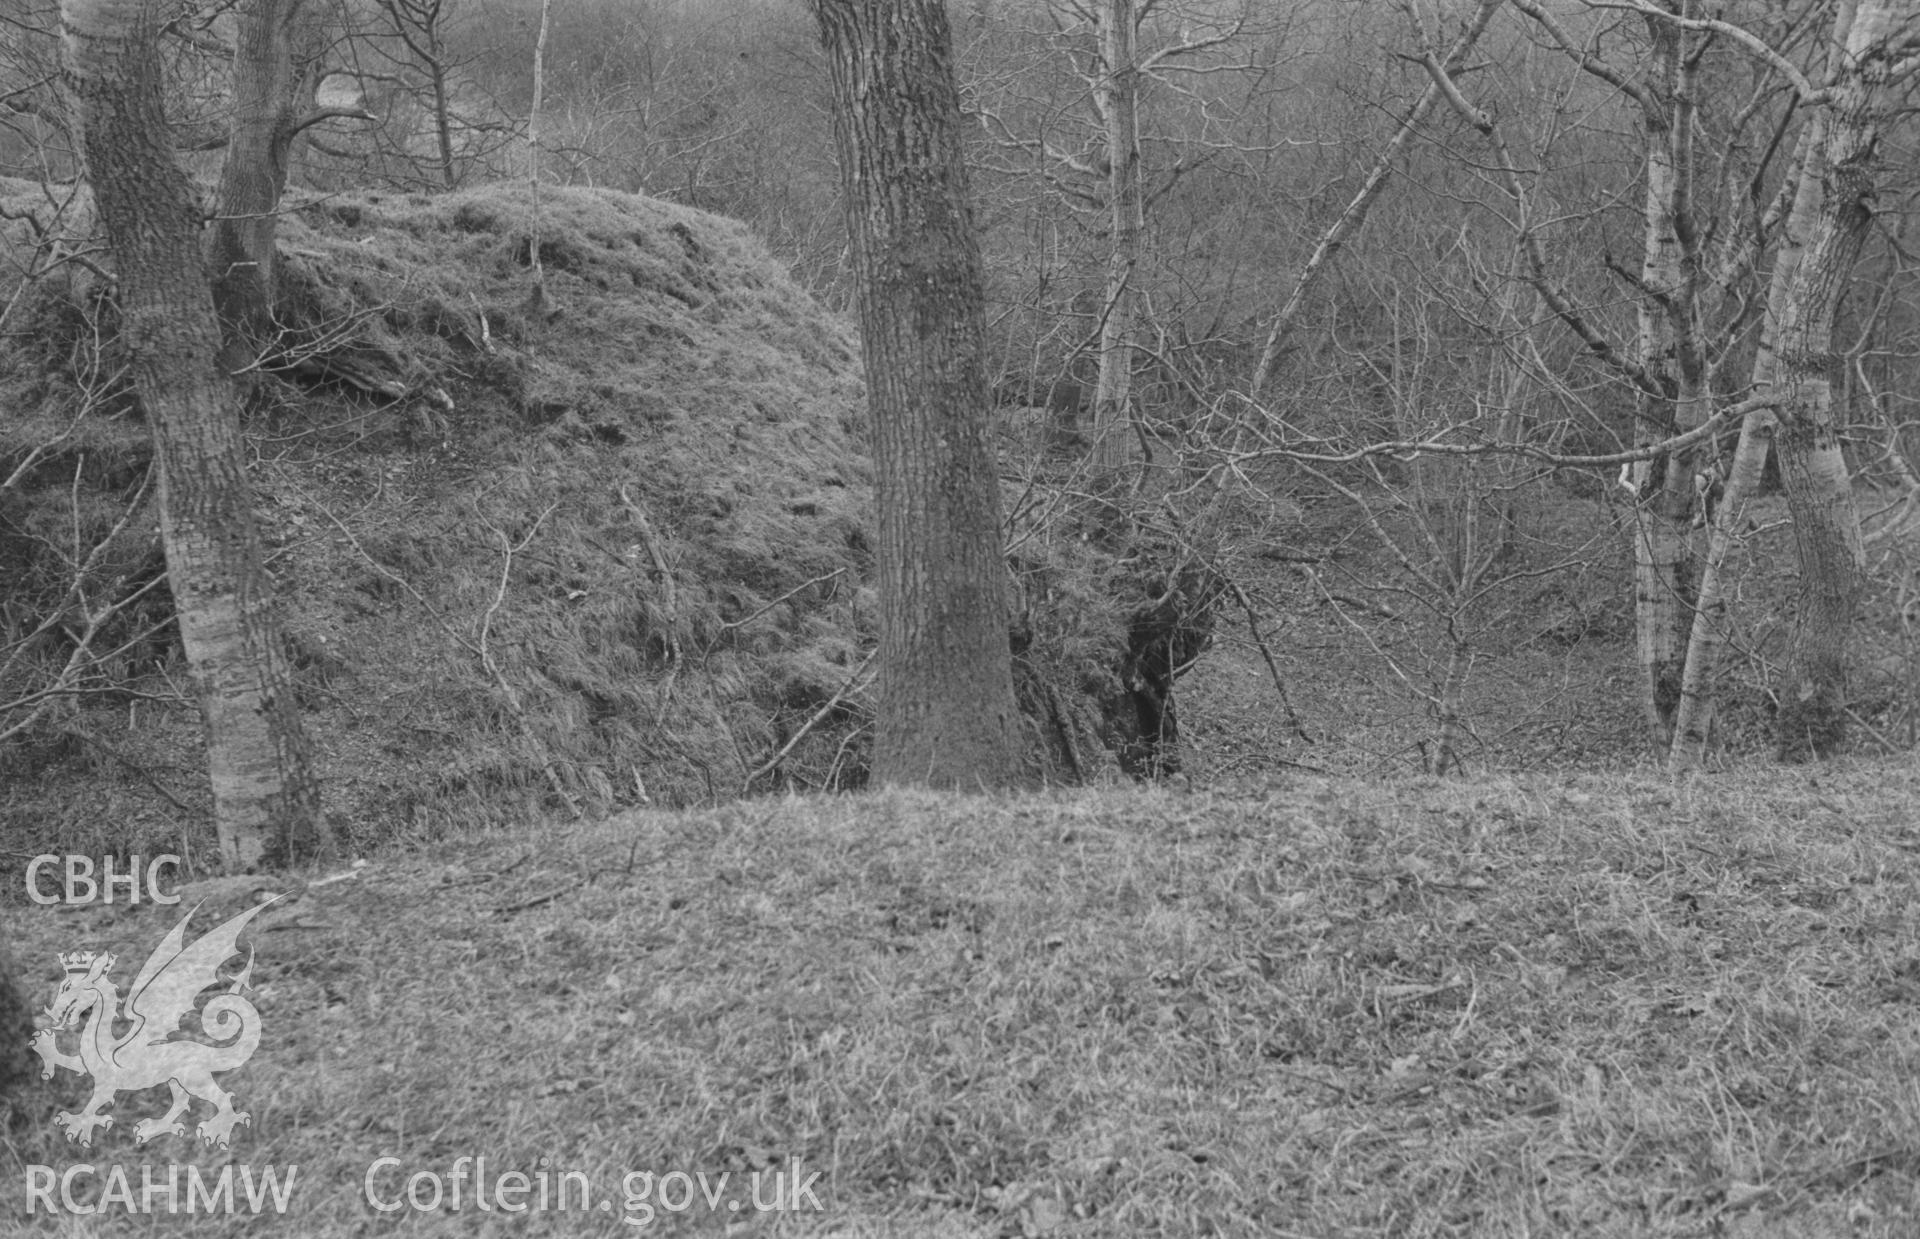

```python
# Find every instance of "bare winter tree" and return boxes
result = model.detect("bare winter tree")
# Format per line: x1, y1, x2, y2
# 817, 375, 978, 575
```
1488, 0, 1744, 751
1675, 0, 1920, 764
303, 0, 521, 191
375, 0, 461, 186
61, 0, 327, 868
1248, 0, 1504, 397
1087, 0, 1143, 473
972, 0, 1264, 472
809, 0, 1031, 789
208, 0, 370, 372
1356, 0, 1918, 767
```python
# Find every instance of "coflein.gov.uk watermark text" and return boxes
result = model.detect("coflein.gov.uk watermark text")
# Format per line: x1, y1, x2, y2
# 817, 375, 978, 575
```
24, 1158, 824, 1225
365, 1155, 825, 1225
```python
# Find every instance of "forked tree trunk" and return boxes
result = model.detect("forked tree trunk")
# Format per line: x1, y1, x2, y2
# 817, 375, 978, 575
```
63, 0, 326, 869
1764, 0, 1898, 760
1672, 0, 1897, 766
810, 0, 1031, 790
1089, 0, 1142, 474
1670, 110, 1827, 769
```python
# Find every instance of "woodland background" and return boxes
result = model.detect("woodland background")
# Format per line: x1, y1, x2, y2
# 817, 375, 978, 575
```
0, 0, 1917, 848
4, 3, 1920, 1234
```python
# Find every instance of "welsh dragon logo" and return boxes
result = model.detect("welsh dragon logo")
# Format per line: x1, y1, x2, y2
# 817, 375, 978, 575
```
29, 900, 274, 1149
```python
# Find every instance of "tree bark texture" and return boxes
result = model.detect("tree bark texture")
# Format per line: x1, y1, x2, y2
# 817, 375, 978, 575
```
1627, 7, 1714, 751
1089, 0, 1142, 474
63, 0, 325, 868
1667, 107, 1828, 771
1668, 408, 1773, 770
1669, 1, 1909, 764
1762, 0, 1898, 760
208, 0, 320, 374
810, 0, 1031, 790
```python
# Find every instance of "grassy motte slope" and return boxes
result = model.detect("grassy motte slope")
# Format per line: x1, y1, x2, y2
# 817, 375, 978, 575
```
8, 766, 1919, 1235
2, 180, 877, 855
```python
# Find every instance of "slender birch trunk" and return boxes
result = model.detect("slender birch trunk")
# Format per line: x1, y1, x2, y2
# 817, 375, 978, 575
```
1669, 113, 1827, 769
1672, 0, 1904, 765
1626, 7, 1717, 751
1089, 0, 1142, 474
1431, 631, 1471, 776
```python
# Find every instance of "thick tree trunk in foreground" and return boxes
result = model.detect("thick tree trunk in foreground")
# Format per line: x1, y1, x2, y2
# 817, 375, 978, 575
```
810, 0, 1030, 790
208, 0, 318, 374
64, 0, 325, 868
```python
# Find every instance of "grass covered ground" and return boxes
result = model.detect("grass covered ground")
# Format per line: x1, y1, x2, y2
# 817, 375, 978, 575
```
7, 763, 1919, 1236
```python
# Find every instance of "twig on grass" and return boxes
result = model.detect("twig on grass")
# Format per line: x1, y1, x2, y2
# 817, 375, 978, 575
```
618, 485, 683, 725
1227, 579, 1311, 743
702, 566, 849, 659
493, 886, 570, 916
306, 492, 580, 817
477, 501, 557, 670
59, 727, 198, 816
742, 650, 877, 794
475, 502, 578, 818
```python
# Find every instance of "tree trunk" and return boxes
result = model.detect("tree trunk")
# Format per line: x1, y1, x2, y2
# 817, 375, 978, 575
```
1763, 0, 1896, 761
429, 57, 456, 188
208, 0, 318, 375
1668, 110, 1828, 770
1089, 0, 1141, 474
0, 938, 32, 1108
377, 0, 457, 188
810, 0, 1031, 790
63, 0, 326, 869
1669, 410, 1772, 770
1669, 0, 1899, 765
1627, 8, 1712, 751
1431, 631, 1471, 776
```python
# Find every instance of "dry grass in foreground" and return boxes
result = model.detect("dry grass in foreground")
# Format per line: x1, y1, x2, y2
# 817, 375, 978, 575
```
5, 762, 1920, 1236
